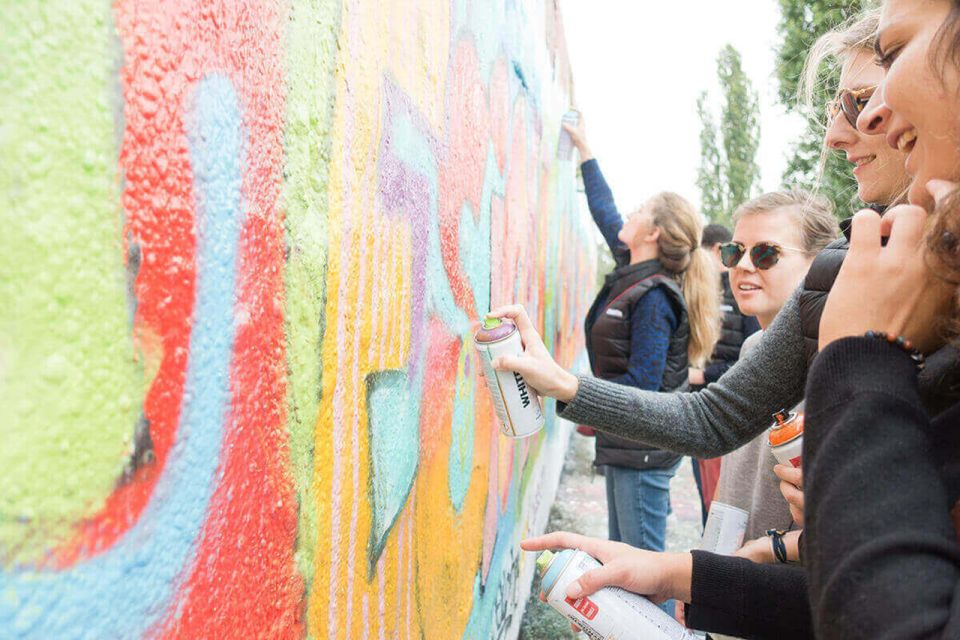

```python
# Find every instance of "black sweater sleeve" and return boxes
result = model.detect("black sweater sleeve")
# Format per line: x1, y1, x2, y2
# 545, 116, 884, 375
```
804, 337, 960, 639
685, 551, 811, 639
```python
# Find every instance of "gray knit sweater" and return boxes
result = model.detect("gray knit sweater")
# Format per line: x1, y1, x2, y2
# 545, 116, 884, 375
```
558, 289, 805, 459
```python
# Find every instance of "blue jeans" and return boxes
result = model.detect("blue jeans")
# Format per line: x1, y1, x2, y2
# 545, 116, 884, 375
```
605, 460, 681, 615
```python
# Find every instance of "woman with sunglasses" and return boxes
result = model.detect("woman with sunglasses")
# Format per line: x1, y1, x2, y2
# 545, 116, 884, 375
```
706, 191, 836, 571
801, 0, 960, 636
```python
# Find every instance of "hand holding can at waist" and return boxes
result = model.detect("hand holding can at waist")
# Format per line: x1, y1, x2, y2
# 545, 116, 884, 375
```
768, 409, 803, 468
484, 305, 580, 402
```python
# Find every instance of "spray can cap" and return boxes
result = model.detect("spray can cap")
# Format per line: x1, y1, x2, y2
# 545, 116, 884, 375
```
482, 317, 503, 330
536, 550, 554, 576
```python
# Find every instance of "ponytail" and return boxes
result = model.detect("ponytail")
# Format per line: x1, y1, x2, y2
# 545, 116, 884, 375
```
646, 192, 721, 368
681, 247, 721, 368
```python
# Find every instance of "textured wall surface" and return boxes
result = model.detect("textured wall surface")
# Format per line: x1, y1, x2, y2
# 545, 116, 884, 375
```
0, 0, 594, 638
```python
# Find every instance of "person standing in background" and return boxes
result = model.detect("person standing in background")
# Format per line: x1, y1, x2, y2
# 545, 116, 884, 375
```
562, 114, 720, 613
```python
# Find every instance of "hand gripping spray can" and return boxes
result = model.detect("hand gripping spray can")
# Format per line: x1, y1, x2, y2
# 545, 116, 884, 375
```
768, 409, 804, 468
536, 550, 697, 640
474, 317, 544, 438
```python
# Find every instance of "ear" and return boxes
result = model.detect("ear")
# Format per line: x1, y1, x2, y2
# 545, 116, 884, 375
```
644, 225, 661, 244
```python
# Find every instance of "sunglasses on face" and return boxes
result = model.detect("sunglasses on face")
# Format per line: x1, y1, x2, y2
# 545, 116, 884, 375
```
719, 241, 804, 270
827, 85, 877, 128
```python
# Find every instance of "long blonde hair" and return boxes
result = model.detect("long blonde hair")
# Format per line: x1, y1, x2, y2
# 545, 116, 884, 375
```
799, 10, 910, 206
644, 192, 720, 367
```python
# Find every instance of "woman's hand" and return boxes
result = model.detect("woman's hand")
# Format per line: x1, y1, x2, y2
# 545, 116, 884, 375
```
735, 530, 803, 564
487, 305, 580, 402
521, 531, 693, 604
688, 368, 706, 386
774, 464, 805, 527
818, 180, 958, 354
561, 113, 593, 162
734, 535, 776, 564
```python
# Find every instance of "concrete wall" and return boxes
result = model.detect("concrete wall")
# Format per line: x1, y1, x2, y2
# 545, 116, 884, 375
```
0, 0, 595, 637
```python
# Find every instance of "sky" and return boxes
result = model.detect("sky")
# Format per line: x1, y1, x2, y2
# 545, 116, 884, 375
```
559, 0, 807, 216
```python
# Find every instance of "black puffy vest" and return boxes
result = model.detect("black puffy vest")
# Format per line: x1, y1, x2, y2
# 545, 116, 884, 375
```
799, 217, 960, 414
714, 272, 751, 363
585, 259, 690, 470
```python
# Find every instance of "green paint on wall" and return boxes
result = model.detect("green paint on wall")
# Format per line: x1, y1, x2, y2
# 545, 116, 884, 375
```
281, 0, 342, 602
0, 2, 143, 559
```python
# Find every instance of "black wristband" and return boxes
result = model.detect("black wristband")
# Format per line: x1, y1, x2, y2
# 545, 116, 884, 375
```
767, 528, 789, 563
864, 330, 926, 370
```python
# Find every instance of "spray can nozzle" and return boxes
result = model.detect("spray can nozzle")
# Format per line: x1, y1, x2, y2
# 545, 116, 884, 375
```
772, 409, 791, 427
536, 550, 554, 576
481, 317, 503, 330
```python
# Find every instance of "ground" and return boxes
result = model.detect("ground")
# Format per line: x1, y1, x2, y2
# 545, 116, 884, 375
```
517, 432, 703, 639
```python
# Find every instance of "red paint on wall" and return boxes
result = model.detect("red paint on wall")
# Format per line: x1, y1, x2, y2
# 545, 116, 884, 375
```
51, 1, 303, 636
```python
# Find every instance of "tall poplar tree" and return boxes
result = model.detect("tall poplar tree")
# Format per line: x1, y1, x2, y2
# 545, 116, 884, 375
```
696, 46, 761, 224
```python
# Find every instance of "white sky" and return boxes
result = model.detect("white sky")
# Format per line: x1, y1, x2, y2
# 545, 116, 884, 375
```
560, 0, 807, 215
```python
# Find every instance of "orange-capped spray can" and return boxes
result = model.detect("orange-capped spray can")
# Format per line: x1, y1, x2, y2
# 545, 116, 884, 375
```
768, 409, 804, 468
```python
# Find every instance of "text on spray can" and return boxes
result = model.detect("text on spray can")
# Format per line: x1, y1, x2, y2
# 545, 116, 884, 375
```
474, 317, 544, 438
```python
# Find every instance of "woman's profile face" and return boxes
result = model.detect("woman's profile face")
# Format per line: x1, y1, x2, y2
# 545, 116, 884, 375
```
728, 209, 814, 328
618, 204, 655, 248
825, 49, 910, 206
860, 0, 960, 208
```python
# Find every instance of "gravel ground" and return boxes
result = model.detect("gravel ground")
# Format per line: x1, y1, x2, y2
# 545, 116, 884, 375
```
518, 432, 704, 639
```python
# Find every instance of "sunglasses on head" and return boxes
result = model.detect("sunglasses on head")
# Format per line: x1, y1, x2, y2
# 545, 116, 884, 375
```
827, 85, 877, 128
719, 241, 804, 270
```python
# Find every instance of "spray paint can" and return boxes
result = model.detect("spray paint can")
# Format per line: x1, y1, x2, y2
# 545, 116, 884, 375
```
556, 110, 581, 160
698, 501, 749, 556
768, 409, 804, 468
474, 317, 544, 438
536, 549, 697, 640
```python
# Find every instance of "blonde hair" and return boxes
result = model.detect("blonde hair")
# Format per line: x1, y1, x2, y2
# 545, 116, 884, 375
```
799, 10, 911, 206
643, 192, 720, 368
799, 10, 880, 115
732, 188, 840, 256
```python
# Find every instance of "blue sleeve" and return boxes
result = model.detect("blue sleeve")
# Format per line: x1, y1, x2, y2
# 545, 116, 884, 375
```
610, 287, 678, 390
581, 158, 630, 265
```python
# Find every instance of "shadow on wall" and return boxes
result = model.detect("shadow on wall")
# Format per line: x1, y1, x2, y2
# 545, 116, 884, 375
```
0, 0, 596, 638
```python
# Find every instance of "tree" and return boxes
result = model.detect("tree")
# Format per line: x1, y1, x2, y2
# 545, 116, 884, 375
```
696, 46, 761, 224
775, 0, 866, 215
718, 45, 761, 215
696, 92, 725, 222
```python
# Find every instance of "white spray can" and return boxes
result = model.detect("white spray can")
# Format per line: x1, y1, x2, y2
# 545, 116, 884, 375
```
698, 501, 749, 556
556, 110, 581, 160
474, 317, 544, 438
536, 549, 698, 640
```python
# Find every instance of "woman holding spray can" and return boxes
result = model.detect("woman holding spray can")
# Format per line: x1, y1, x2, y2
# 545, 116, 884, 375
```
560, 115, 719, 614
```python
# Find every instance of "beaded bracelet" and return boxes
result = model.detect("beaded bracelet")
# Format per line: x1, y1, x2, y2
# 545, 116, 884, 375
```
766, 528, 789, 563
864, 330, 926, 371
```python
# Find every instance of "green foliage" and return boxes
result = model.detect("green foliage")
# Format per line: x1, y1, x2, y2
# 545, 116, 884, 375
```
718, 45, 761, 215
774, 0, 868, 216
696, 46, 761, 224
696, 91, 725, 222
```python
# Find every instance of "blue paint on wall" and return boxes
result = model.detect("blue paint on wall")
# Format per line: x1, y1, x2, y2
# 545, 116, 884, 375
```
366, 369, 420, 574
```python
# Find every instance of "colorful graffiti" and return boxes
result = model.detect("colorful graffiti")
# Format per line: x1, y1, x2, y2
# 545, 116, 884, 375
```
0, 0, 595, 637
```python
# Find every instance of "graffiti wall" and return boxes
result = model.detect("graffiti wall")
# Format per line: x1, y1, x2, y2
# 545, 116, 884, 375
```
0, 0, 595, 638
